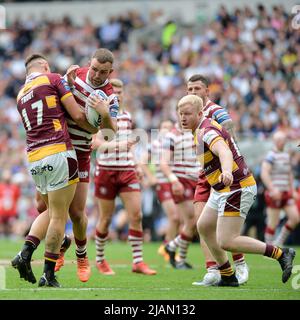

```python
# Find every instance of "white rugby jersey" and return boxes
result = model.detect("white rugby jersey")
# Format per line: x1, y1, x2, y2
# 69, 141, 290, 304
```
96, 110, 135, 170
264, 149, 291, 191
149, 138, 169, 183
162, 123, 200, 181
203, 99, 231, 125
65, 67, 118, 153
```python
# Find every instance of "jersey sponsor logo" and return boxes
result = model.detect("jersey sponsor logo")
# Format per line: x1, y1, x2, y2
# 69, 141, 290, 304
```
204, 164, 213, 174
79, 171, 89, 179
60, 78, 71, 91
30, 164, 54, 176
203, 129, 219, 145
110, 96, 119, 118
243, 168, 249, 176
100, 187, 107, 194
50, 178, 68, 187
20, 90, 34, 104
81, 89, 90, 96
164, 191, 171, 197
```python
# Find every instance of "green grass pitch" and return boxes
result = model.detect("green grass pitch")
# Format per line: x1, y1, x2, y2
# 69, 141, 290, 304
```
0, 239, 299, 300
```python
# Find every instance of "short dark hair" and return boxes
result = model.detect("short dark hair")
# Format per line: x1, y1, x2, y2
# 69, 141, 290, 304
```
188, 74, 210, 87
25, 53, 47, 68
92, 48, 114, 64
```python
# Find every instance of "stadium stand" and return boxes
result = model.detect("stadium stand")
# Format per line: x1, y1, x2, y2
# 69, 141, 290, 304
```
0, 2, 299, 243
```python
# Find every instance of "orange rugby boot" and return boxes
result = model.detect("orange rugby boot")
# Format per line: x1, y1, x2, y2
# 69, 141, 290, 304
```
77, 256, 91, 282
55, 235, 72, 272
96, 259, 115, 275
132, 261, 157, 275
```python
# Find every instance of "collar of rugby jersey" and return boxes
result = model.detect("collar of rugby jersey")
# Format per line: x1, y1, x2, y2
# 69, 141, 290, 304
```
25, 72, 42, 83
205, 99, 212, 107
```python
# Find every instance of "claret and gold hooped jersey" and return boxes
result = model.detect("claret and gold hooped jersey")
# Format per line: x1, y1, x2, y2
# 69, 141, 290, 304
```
17, 72, 73, 162
194, 118, 256, 192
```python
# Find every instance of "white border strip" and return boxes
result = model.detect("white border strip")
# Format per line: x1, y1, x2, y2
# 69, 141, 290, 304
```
0, 287, 293, 292
0, 266, 6, 290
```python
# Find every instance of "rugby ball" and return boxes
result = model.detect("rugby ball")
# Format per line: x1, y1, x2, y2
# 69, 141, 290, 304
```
85, 89, 108, 128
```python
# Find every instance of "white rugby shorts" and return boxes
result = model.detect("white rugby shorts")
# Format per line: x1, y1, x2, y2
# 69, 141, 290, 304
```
206, 185, 257, 219
28, 150, 79, 194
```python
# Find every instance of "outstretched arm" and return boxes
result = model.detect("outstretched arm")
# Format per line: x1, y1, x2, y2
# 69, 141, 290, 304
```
160, 149, 184, 195
210, 139, 234, 186
139, 152, 158, 186
62, 95, 98, 134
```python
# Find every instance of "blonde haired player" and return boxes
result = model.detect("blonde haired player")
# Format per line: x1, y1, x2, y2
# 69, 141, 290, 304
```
177, 94, 295, 286
187, 75, 248, 286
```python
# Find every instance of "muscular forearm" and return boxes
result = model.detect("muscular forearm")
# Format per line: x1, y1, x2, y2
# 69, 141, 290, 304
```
97, 140, 118, 152
97, 139, 130, 153
139, 152, 153, 179
260, 171, 274, 191
140, 163, 151, 178
160, 162, 173, 178
160, 163, 178, 182
159, 149, 177, 182
101, 114, 117, 132
219, 148, 234, 174
140, 164, 156, 182
76, 118, 98, 134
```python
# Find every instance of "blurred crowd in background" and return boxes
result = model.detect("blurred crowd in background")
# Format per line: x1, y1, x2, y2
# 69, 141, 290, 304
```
1, 3, 300, 243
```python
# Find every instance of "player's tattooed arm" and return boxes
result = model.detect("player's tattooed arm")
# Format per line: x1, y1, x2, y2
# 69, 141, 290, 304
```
260, 161, 280, 200
222, 120, 237, 141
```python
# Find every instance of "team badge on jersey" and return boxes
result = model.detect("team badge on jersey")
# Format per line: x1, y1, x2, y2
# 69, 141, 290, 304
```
60, 78, 71, 91
110, 95, 119, 118
100, 187, 107, 195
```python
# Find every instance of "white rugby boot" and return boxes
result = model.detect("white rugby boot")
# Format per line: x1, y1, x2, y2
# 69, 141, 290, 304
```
192, 269, 221, 286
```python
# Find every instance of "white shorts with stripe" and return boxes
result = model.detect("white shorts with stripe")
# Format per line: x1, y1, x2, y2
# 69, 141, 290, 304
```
28, 150, 79, 194
206, 185, 257, 219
